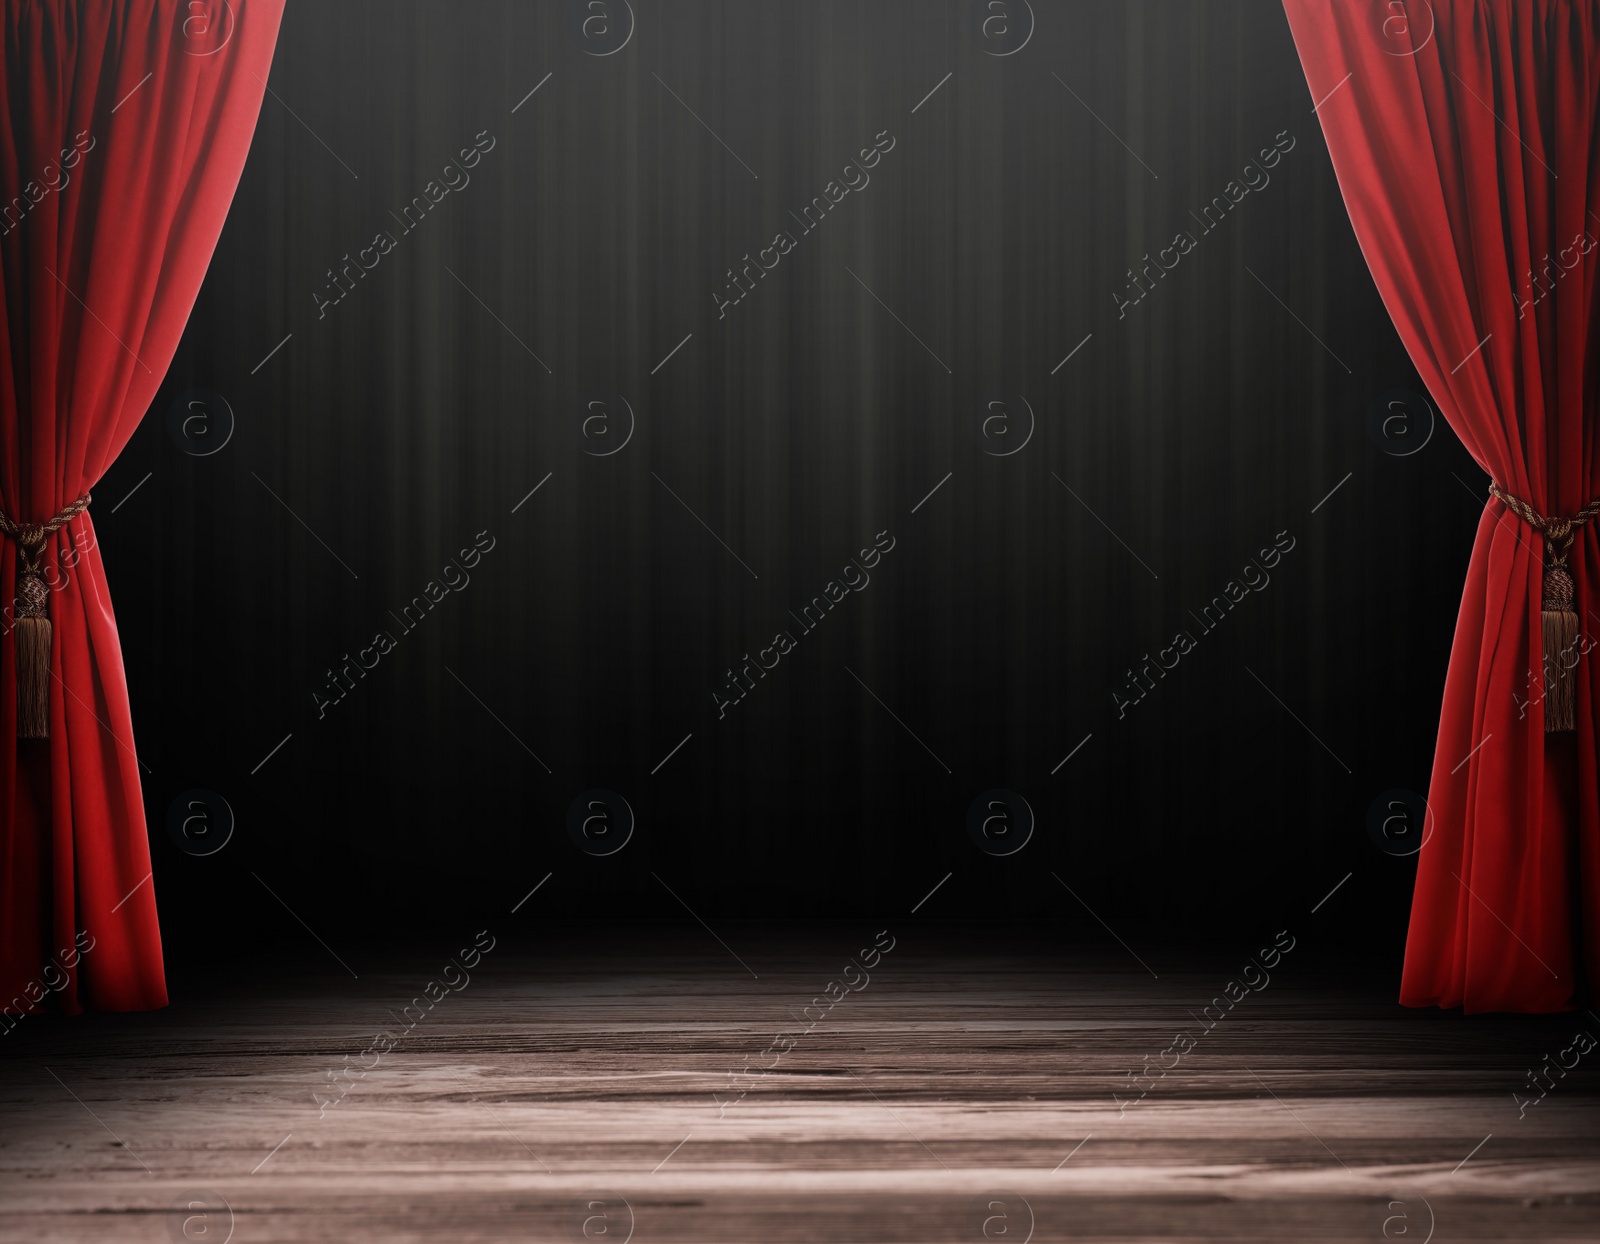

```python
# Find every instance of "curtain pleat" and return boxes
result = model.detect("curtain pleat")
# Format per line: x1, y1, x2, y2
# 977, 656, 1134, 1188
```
1, 0, 284, 1014
1282, 0, 1599, 1012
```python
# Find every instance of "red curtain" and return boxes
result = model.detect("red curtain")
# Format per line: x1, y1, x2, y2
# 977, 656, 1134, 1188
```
1283, 1, 1599, 1012
1, 0, 283, 1014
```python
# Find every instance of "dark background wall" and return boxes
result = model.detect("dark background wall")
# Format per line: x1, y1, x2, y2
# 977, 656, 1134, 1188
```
98, 0, 1480, 962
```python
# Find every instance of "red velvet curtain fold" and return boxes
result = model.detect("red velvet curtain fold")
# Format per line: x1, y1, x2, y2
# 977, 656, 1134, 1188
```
1282, 0, 1599, 1012
1, 0, 283, 1014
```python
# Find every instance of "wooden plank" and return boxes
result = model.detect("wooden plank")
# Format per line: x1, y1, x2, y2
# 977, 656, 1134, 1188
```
1, 935, 1596, 1241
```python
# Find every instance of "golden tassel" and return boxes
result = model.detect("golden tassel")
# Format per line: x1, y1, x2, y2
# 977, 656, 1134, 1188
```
1540, 561, 1578, 733
1490, 482, 1598, 735
12, 543, 51, 739
0, 494, 92, 740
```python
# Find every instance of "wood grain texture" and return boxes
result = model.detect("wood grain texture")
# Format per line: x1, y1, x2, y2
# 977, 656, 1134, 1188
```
2, 929, 1596, 1241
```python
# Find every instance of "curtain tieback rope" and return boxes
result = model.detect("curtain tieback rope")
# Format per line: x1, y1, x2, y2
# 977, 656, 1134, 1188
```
0, 492, 92, 738
1489, 481, 1600, 733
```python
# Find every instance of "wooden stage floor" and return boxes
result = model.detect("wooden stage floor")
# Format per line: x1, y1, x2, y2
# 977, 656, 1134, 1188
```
1, 925, 1596, 1241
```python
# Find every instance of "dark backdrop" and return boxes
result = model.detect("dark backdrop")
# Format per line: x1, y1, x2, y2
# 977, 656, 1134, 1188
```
94, 0, 1480, 964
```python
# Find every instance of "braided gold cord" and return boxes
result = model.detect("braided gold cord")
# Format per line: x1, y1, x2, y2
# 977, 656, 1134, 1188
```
1488, 481, 1600, 567
0, 494, 92, 574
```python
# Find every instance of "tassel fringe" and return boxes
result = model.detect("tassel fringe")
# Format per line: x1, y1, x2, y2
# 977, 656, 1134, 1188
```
1541, 563, 1578, 734
0, 494, 90, 741
1542, 606, 1579, 732
14, 615, 50, 738
1489, 482, 1597, 735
